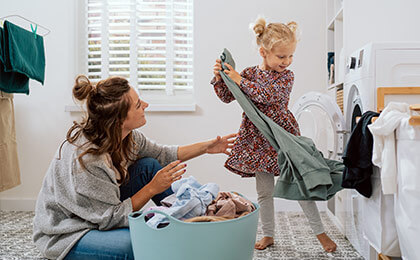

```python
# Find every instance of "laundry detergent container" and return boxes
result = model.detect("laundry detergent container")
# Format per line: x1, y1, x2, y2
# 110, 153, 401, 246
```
128, 201, 259, 260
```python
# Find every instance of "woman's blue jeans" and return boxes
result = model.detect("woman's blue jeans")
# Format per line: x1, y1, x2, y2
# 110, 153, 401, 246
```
65, 157, 173, 260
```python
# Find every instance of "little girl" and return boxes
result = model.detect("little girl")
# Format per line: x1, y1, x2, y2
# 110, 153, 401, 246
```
210, 18, 337, 252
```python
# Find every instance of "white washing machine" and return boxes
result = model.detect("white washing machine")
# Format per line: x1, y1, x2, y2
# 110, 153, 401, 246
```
344, 42, 420, 259
292, 42, 420, 259
291, 91, 345, 161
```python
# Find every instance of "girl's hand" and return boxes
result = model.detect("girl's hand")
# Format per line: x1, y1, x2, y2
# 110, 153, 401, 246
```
223, 63, 242, 85
206, 133, 237, 155
213, 59, 223, 81
148, 160, 186, 195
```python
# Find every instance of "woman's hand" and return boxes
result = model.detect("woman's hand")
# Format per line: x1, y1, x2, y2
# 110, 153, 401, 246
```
213, 59, 223, 81
223, 63, 242, 85
206, 133, 237, 155
148, 160, 187, 195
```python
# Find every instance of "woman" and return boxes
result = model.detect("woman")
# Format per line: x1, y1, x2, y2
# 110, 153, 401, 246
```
33, 75, 236, 259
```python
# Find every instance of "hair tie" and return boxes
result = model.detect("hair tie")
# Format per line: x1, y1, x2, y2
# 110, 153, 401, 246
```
89, 84, 98, 96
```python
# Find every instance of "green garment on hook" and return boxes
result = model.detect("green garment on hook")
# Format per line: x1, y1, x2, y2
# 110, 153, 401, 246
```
0, 26, 29, 94
3, 21, 45, 85
218, 48, 344, 200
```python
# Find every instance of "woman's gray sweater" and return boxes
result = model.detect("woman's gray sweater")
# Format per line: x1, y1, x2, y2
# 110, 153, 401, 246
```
33, 130, 178, 259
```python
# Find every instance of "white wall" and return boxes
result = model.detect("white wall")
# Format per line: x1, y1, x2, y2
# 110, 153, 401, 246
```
0, 0, 79, 210
0, 0, 327, 210
344, 0, 420, 56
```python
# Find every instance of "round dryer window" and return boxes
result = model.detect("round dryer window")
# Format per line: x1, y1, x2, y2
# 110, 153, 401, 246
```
291, 92, 345, 160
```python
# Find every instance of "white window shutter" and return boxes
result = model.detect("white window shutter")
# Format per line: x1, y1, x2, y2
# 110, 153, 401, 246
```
85, 0, 194, 109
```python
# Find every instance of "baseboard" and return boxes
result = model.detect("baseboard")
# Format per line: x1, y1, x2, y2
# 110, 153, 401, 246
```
0, 198, 36, 211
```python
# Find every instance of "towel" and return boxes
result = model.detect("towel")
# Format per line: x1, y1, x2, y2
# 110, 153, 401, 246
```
218, 48, 343, 200
3, 20, 45, 85
0, 26, 29, 94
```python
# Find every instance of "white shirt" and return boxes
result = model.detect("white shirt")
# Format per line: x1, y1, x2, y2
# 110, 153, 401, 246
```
368, 102, 410, 194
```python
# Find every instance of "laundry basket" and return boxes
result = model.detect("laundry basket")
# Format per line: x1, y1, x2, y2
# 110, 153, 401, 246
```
128, 197, 259, 260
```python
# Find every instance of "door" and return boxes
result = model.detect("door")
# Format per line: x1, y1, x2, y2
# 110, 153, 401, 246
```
291, 91, 345, 161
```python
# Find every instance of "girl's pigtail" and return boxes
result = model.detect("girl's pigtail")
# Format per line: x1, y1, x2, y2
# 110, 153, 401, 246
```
253, 17, 266, 37
287, 21, 301, 41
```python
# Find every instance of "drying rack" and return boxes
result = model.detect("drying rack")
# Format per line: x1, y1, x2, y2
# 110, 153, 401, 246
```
0, 14, 51, 37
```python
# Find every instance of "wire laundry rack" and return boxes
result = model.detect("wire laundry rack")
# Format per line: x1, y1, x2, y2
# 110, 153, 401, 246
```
0, 14, 51, 36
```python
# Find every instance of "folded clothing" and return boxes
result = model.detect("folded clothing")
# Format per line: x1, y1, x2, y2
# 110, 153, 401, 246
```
342, 111, 380, 198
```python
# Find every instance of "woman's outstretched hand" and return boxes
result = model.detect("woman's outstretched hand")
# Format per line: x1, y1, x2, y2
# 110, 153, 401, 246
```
206, 133, 237, 155
149, 160, 187, 195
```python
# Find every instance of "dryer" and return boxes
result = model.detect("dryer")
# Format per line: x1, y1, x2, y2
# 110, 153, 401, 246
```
292, 42, 420, 260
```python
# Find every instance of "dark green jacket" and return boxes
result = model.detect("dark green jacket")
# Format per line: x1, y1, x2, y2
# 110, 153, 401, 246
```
218, 48, 343, 200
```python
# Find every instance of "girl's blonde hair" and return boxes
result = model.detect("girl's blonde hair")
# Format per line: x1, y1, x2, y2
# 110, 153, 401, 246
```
252, 17, 298, 50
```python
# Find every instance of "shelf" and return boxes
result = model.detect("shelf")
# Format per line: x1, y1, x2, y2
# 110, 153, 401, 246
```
326, 1, 344, 91
327, 7, 343, 31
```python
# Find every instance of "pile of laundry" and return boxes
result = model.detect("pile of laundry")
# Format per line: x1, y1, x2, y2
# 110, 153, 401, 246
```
144, 176, 256, 228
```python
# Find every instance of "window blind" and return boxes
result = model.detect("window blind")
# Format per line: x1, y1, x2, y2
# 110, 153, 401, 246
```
85, 0, 194, 104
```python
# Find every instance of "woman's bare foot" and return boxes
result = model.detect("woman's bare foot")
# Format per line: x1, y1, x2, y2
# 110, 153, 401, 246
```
255, 236, 274, 250
316, 232, 337, 252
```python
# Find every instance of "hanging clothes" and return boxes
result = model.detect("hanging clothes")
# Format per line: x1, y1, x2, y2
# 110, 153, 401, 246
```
368, 102, 410, 194
0, 26, 29, 94
0, 20, 46, 94
342, 111, 379, 198
218, 49, 343, 201
0, 90, 21, 192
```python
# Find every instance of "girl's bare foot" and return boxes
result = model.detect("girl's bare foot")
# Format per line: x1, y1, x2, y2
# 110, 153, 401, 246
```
255, 236, 274, 250
316, 232, 337, 252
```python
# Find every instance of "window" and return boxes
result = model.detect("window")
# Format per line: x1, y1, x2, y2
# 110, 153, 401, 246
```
84, 0, 194, 111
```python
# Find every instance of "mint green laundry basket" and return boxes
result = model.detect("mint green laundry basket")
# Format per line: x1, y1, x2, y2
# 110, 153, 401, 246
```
128, 198, 259, 260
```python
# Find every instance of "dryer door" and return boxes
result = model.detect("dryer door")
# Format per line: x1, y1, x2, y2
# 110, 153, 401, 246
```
291, 92, 346, 160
